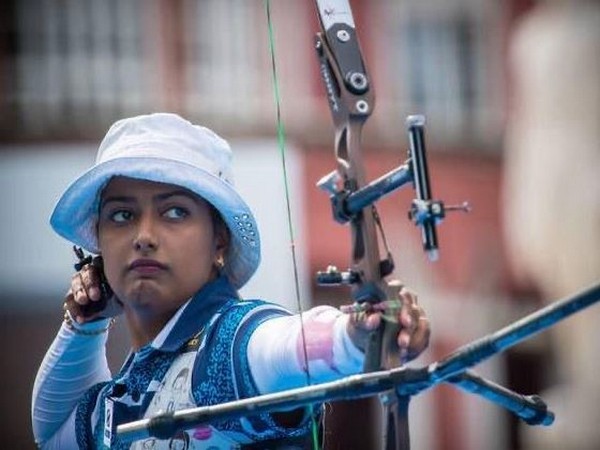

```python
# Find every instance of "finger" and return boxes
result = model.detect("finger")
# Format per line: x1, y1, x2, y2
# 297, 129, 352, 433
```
398, 328, 411, 349
397, 305, 427, 349
400, 285, 421, 320
399, 303, 415, 329
398, 303, 415, 343
405, 316, 431, 358
81, 265, 101, 301
64, 286, 82, 315
364, 312, 381, 330
71, 273, 89, 305
350, 310, 382, 331
399, 301, 420, 331
73, 265, 102, 303
70, 272, 82, 292
64, 289, 74, 309
64, 297, 84, 323
64, 296, 107, 324
410, 303, 424, 328
399, 287, 418, 308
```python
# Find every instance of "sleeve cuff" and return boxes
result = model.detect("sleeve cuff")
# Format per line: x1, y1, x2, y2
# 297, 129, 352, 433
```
332, 315, 365, 374
63, 310, 114, 336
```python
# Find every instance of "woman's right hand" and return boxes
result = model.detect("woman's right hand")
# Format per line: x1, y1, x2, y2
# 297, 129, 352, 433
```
64, 260, 122, 324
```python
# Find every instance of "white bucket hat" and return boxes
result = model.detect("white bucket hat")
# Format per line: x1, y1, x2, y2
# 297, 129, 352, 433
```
50, 113, 260, 288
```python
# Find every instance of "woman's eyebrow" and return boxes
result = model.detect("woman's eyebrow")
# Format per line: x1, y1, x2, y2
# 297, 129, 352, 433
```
100, 190, 200, 210
100, 196, 135, 210
154, 190, 200, 203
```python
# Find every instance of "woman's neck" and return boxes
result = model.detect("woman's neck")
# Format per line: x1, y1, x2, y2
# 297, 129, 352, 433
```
124, 306, 179, 351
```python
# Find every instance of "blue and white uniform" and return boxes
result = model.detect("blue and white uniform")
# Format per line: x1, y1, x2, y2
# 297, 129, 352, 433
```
32, 276, 364, 449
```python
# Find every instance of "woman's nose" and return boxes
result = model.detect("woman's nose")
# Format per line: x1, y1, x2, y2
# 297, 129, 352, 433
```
133, 214, 158, 252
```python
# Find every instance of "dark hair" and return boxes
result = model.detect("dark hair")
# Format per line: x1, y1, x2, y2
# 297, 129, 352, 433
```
207, 203, 230, 250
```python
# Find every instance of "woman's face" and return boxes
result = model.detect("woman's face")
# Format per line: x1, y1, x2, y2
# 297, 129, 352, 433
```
98, 177, 225, 316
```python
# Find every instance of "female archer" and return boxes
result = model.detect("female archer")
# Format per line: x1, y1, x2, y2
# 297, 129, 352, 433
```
31, 112, 430, 449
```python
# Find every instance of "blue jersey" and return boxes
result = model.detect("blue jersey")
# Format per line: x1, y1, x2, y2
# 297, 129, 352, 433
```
73, 277, 312, 449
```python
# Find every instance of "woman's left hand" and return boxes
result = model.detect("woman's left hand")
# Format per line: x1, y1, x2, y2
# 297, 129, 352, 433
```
346, 284, 430, 364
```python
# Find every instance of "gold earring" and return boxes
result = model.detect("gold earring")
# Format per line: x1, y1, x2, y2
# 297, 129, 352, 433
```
215, 255, 225, 270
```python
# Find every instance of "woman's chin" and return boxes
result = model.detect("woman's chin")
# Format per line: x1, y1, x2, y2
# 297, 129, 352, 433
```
122, 281, 164, 306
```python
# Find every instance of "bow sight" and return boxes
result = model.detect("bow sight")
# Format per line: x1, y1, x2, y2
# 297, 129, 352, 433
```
316, 114, 471, 267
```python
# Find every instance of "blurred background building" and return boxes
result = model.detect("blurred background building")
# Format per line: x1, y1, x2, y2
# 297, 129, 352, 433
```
0, 0, 597, 449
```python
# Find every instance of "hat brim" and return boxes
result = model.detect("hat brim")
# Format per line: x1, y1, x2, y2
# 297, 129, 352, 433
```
50, 156, 260, 289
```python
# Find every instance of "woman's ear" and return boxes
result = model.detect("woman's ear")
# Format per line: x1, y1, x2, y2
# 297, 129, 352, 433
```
208, 204, 230, 258
212, 226, 229, 273
215, 226, 230, 254
213, 217, 230, 254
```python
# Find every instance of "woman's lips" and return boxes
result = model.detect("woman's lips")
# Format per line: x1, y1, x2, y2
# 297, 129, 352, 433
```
128, 259, 168, 275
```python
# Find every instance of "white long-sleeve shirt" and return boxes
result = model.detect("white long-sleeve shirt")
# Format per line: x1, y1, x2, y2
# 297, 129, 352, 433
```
32, 297, 363, 449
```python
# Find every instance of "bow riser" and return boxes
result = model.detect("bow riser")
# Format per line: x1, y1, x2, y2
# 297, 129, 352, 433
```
314, 2, 412, 449
314, 5, 385, 302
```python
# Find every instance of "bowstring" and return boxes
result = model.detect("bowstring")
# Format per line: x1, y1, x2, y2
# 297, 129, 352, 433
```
264, 1, 320, 449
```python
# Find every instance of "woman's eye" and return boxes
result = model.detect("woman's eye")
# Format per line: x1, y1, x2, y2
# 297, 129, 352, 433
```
163, 207, 188, 220
110, 210, 133, 223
